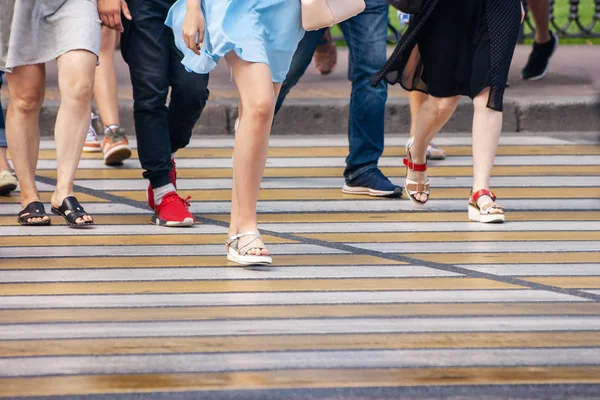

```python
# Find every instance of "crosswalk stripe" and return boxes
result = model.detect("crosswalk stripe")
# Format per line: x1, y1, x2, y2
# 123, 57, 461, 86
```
35, 145, 600, 160
523, 277, 600, 289
411, 252, 600, 264
1, 366, 599, 397
34, 165, 600, 179
301, 231, 600, 243
2, 211, 599, 225
71, 176, 600, 191
0, 266, 459, 283
109, 187, 600, 202
459, 264, 600, 276
0, 244, 345, 258
2, 331, 600, 358
261, 221, 600, 233
0, 192, 107, 204
0, 290, 580, 309
1, 317, 599, 341
351, 241, 600, 254
32, 155, 600, 170
0, 255, 401, 270
0, 234, 294, 247
0, 278, 521, 296
3, 348, 600, 378
2, 303, 598, 324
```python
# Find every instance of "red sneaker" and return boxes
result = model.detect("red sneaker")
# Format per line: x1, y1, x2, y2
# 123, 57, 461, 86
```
147, 159, 177, 210
151, 191, 195, 227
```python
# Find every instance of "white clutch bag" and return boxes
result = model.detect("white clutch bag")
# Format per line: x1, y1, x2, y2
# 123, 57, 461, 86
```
301, 0, 366, 31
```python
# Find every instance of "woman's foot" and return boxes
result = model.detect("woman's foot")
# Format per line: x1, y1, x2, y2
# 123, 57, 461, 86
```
18, 201, 51, 226
51, 192, 94, 225
226, 231, 271, 265
468, 189, 505, 223
405, 138, 430, 204
427, 142, 446, 160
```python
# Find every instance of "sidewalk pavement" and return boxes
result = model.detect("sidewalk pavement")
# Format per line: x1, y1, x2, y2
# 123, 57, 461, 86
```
2, 45, 599, 139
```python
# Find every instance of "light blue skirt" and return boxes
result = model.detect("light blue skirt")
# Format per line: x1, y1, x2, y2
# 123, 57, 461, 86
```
166, 0, 304, 83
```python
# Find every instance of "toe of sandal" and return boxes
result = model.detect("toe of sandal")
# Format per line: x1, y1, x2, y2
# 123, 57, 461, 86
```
18, 201, 51, 226
51, 196, 95, 227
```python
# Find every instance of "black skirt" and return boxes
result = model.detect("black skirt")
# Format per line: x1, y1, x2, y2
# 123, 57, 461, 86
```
372, 0, 522, 112
418, 0, 491, 99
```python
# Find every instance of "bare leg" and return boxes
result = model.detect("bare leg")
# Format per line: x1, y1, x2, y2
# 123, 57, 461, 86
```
408, 91, 427, 138
527, 0, 551, 44
471, 88, 503, 214
409, 95, 461, 202
408, 90, 447, 160
225, 52, 276, 256
229, 83, 281, 243
5, 65, 47, 223
51, 50, 97, 224
94, 27, 120, 126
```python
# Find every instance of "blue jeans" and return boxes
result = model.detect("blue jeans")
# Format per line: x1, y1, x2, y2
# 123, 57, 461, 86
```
0, 71, 6, 148
120, 0, 210, 188
276, 0, 389, 181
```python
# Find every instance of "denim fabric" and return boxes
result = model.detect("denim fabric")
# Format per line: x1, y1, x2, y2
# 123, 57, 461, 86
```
276, 0, 389, 181
0, 71, 6, 148
120, 0, 210, 188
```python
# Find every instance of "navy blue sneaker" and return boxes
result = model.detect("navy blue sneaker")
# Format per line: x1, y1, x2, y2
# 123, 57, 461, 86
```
342, 168, 403, 198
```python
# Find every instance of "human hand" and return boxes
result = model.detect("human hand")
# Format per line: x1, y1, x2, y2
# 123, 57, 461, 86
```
183, 1, 205, 55
98, 0, 132, 32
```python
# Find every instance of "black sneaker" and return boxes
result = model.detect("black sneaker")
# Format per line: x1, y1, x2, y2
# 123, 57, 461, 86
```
521, 32, 558, 81
342, 168, 403, 198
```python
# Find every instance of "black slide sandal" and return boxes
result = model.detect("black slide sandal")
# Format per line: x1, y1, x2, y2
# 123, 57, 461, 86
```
18, 201, 51, 226
51, 196, 95, 227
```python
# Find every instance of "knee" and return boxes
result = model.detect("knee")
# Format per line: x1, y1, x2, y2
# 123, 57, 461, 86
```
430, 97, 460, 119
10, 89, 44, 115
61, 78, 94, 104
245, 96, 275, 124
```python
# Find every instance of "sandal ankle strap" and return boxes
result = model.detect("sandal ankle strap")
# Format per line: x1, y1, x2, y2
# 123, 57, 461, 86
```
471, 189, 497, 204
403, 158, 427, 171
226, 231, 262, 246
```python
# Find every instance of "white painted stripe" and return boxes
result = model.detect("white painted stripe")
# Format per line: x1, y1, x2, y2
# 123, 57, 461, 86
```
0, 291, 584, 309
186, 199, 600, 214
2, 348, 599, 377
0, 224, 226, 236
37, 136, 576, 150
459, 264, 600, 276
585, 290, 600, 295
0, 203, 143, 216
261, 221, 600, 233
350, 241, 600, 254
0, 316, 598, 341
73, 176, 600, 190
0, 244, 346, 258
32, 155, 600, 170
0, 266, 459, 282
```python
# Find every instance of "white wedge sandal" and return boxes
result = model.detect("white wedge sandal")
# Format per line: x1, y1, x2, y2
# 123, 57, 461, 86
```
226, 232, 272, 265
468, 189, 505, 223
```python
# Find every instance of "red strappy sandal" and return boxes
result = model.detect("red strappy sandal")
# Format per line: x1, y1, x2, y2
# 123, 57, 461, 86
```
404, 138, 430, 205
468, 189, 505, 223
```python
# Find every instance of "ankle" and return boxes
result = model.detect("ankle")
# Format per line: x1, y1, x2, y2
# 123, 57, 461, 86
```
535, 31, 552, 45
236, 222, 259, 234
153, 183, 176, 206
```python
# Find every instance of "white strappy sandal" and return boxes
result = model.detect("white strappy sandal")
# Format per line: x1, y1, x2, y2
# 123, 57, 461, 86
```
226, 232, 272, 265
